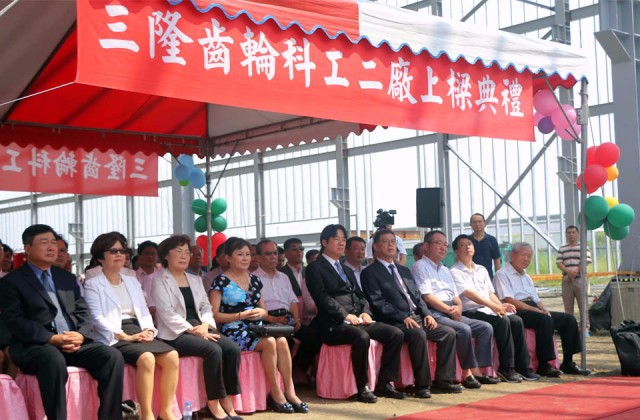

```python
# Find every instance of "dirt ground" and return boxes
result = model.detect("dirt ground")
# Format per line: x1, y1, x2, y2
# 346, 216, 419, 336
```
201, 295, 623, 420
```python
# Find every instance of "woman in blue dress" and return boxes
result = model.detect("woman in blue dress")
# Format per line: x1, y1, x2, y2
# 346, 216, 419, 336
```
210, 237, 308, 414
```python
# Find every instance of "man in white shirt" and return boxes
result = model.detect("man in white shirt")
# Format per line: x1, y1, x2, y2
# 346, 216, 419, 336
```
450, 234, 539, 382
494, 242, 589, 376
135, 241, 162, 313
344, 236, 366, 290
412, 231, 497, 389
254, 240, 321, 376
186, 245, 207, 277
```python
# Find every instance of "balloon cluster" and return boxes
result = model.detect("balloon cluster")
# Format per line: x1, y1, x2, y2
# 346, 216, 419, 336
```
192, 198, 228, 261
583, 196, 635, 240
576, 143, 620, 194
578, 142, 633, 240
533, 90, 580, 140
173, 154, 206, 189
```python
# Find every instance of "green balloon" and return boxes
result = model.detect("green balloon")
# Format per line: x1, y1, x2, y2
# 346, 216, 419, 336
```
585, 216, 604, 230
211, 215, 227, 232
191, 199, 207, 216
211, 198, 227, 215
179, 179, 189, 187
194, 215, 208, 233
607, 204, 635, 228
584, 196, 609, 222
604, 222, 629, 240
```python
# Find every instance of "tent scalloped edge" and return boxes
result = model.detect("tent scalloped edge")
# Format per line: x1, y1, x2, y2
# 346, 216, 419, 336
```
171, 0, 582, 83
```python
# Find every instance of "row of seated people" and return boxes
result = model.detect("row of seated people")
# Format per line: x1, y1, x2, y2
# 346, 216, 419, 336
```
0, 223, 588, 420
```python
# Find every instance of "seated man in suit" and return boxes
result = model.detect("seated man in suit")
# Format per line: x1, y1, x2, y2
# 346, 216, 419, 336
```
494, 242, 589, 376
412, 231, 498, 389
306, 224, 405, 403
0, 224, 125, 420
361, 229, 461, 398
279, 237, 305, 297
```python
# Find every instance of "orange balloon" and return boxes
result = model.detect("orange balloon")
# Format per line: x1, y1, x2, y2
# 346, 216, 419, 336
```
606, 165, 619, 181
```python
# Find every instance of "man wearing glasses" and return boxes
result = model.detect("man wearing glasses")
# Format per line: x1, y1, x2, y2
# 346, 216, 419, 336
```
412, 231, 497, 389
279, 238, 305, 297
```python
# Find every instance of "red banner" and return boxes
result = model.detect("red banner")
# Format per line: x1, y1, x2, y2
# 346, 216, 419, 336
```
0, 144, 158, 196
77, 0, 534, 141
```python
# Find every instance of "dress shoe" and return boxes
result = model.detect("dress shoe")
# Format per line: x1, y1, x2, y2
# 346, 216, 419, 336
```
287, 400, 310, 413
375, 382, 407, 399
431, 381, 463, 394
516, 368, 541, 381
537, 363, 562, 378
461, 375, 482, 389
413, 387, 431, 399
560, 362, 591, 376
476, 375, 500, 385
356, 385, 378, 403
267, 395, 294, 414
497, 368, 523, 383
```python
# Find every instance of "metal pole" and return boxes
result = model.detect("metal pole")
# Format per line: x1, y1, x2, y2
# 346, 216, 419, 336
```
205, 141, 213, 270
578, 78, 589, 370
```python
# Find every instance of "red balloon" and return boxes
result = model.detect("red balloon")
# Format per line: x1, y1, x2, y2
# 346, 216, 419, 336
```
210, 232, 227, 256
575, 175, 582, 191
196, 234, 209, 260
595, 142, 620, 167
586, 146, 598, 166
583, 164, 608, 192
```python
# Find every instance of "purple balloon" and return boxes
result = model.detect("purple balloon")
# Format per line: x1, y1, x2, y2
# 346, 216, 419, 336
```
537, 116, 555, 134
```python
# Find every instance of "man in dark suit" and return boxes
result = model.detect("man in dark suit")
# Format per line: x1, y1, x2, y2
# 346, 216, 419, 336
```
306, 224, 405, 403
0, 224, 124, 420
361, 229, 461, 397
279, 237, 305, 297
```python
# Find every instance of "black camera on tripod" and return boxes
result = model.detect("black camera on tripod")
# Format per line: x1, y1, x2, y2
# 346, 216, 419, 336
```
373, 209, 397, 228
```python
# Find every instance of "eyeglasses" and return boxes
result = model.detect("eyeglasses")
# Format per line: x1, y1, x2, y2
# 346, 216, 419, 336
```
380, 239, 397, 246
107, 248, 128, 255
289, 246, 305, 252
171, 249, 193, 257
260, 251, 278, 256
429, 240, 449, 248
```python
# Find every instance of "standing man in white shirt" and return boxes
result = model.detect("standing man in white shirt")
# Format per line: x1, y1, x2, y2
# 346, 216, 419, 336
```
556, 226, 592, 321
494, 242, 589, 376
412, 231, 497, 389
344, 236, 367, 290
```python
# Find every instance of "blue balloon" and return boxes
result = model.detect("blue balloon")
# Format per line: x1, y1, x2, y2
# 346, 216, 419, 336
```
177, 154, 194, 168
174, 164, 190, 181
189, 168, 206, 189
538, 116, 555, 134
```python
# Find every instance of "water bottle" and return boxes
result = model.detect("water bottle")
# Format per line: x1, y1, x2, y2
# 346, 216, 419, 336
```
182, 401, 193, 420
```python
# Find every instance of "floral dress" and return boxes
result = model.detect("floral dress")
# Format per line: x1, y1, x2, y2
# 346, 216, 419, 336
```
211, 273, 263, 351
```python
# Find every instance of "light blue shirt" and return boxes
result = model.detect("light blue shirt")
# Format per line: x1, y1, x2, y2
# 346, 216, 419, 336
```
411, 256, 458, 301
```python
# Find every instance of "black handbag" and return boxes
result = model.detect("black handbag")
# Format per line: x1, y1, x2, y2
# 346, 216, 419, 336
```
249, 324, 295, 337
610, 320, 640, 376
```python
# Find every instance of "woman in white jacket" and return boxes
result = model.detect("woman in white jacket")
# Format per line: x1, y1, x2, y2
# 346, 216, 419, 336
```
152, 235, 242, 420
85, 232, 178, 420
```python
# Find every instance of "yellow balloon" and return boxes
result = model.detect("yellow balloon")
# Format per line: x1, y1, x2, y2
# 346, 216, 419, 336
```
605, 196, 619, 208
606, 165, 619, 181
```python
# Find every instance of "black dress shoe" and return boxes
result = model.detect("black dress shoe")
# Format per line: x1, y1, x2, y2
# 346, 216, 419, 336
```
560, 362, 591, 376
356, 385, 378, 403
476, 375, 500, 385
287, 400, 310, 413
375, 382, 407, 399
431, 381, 463, 394
267, 395, 294, 414
498, 368, 523, 383
516, 368, 541, 381
413, 387, 431, 399
461, 375, 482, 389
537, 363, 562, 378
